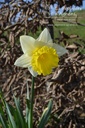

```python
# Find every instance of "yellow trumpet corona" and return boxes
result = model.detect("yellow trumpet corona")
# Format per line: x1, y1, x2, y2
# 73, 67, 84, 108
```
32, 46, 59, 75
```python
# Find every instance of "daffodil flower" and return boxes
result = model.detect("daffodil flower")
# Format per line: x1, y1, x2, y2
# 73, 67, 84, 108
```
14, 28, 67, 77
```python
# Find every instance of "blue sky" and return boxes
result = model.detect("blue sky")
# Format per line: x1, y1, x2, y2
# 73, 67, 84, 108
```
0, 0, 85, 15
50, 1, 85, 15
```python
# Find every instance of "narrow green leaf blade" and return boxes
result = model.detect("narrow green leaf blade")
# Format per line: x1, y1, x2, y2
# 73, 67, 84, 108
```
14, 96, 26, 128
38, 99, 53, 128
0, 114, 7, 128
6, 103, 17, 128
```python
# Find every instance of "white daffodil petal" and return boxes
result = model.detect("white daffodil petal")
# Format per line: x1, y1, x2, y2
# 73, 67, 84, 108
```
14, 54, 31, 67
38, 28, 52, 43
46, 40, 53, 47
34, 40, 46, 48
53, 44, 68, 56
28, 67, 38, 77
35, 39, 53, 48
20, 35, 35, 53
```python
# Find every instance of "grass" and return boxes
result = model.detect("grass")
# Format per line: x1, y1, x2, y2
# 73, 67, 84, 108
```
32, 10, 85, 54
30, 10, 85, 46
53, 10, 85, 38
53, 10, 85, 54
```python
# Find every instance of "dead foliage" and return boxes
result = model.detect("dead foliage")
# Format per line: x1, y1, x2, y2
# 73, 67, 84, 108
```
0, 33, 85, 128
0, 1, 85, 127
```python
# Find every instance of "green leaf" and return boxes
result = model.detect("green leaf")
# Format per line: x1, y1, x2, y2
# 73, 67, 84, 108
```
0, 89, 5, 108
0, 114, 7, 128
0, 90, 8, 128
13, 96, 26, 128
0, 101, 5, 120
25, 99, 30, 123
8, 104, 21, 128
6, 103, 17, 128
25, 83, 31, 128
27, 83, 30, 100
25, 83, 30, 126
38, 99, 53, 128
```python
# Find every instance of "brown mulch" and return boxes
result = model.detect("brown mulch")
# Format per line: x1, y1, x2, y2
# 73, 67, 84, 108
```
0, 41, 85, 128
0, 2, 85, 127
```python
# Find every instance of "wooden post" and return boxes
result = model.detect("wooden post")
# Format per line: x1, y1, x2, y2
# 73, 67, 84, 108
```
47, 18, 54, 41
41, 1, 54, 41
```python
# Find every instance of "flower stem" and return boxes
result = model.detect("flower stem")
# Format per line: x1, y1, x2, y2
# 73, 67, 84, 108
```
30, 76, 35, 128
